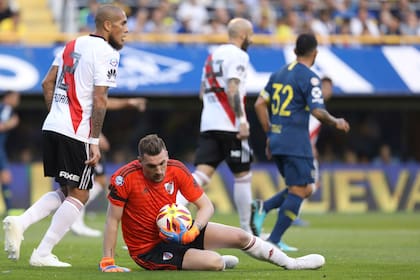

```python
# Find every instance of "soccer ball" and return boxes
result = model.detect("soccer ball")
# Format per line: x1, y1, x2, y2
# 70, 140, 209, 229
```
156, 203, 192, 233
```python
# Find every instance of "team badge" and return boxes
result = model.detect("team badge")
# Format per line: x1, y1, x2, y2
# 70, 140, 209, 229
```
163, 252, 173, 261
164, 181, 174, 195
109, 58, 119, 67
310, 77, 320, 86
115, 175, 124, 186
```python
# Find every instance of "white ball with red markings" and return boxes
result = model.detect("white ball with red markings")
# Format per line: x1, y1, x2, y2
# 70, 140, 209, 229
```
156, 203, 192, 233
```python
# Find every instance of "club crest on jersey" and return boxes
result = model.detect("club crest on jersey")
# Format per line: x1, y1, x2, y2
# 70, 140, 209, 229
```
107, 68, 117, 80
164, 181, 174, 195
311, 86, 324, 104
109, 58, 119, 67
310, 77, 320, 86
162, 252, 173, 261
114, 175, 124, 186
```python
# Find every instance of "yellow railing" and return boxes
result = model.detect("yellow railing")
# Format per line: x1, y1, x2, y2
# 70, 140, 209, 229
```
1, 31, 420, 46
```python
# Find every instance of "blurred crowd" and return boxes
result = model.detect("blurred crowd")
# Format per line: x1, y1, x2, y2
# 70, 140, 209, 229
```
74, 0, 420, 37
2, 0, 420, 41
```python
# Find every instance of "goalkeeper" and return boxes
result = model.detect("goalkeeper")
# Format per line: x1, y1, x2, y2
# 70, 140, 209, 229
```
100, 134, 326, 272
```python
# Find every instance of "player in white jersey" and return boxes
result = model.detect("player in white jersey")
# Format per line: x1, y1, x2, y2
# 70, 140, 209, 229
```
3, 5, 128, 267
177, 18, 255, 234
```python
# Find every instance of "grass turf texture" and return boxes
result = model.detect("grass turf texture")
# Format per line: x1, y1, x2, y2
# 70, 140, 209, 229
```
1, 211, 419, 280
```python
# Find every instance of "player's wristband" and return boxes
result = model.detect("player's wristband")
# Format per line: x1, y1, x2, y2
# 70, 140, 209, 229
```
89, 138, 100, 145
194, 222, 204, 231
239, 116, 247, 124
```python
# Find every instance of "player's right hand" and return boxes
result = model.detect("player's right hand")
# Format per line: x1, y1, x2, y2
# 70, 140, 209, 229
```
159, 219, 188, 244
99, 257, 131, 272
335, 118, 350, 133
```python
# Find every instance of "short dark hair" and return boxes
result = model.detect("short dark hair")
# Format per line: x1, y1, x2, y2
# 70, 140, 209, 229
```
321, 76, 332, 84
138, 134, 167, 157
295, 33, 318, 56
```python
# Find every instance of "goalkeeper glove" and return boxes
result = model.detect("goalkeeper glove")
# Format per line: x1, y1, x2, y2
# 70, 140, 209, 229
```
159, 219, 200, 245
159, 218, 188, 244
180, 224, 200, 245
99, 257, 131, 272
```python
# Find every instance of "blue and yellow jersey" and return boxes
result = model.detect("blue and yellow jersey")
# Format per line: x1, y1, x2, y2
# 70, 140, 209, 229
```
259, 61, 325, 158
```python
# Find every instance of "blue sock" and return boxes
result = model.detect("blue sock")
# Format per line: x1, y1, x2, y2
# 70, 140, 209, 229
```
268, 193, 303, 243
2, 183, 12, 211
264, 188, 288, 212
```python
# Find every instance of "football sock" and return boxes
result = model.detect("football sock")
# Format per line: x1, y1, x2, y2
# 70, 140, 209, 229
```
233, 172, 252, 233
176, 191, 189, 206
243, 236, 293, 268
18, 189, 65, 232
1, 183, 12, 211
37, 196, 83, 257
72, 180, 104, 227
192, 170, 211, 187
177, 170, 212, 206
87, 181, 104, 205
268, 193, 303, 243
264, 188, 288, 212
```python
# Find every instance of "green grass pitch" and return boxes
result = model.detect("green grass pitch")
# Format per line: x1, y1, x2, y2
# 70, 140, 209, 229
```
1, 211, 419, 280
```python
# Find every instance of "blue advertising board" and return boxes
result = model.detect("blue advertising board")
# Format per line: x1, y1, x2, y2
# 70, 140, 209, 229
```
1, 43, 420, 96
2, 162, 420, 213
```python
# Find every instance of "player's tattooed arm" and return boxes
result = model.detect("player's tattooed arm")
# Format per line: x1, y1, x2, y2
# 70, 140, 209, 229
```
227, 78, 244, 118
41, 65, 59, 111
312, 108, 350, 133
91, 86, 109, 139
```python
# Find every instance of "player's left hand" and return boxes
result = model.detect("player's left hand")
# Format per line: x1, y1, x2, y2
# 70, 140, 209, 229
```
237, 122, 250, 140
99, 257, 131, 272
86, 144, 101, 166
180, 224, 200, 245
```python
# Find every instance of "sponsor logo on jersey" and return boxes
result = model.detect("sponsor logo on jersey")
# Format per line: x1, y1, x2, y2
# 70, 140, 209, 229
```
164, 181, 174, 195
236, 65, 245, 73
311, 86, 324, 104
115, 175, 124, 186
107, 68, 117, 80
162, 252, 173, 261
59, 171, 80, 182
53, 93, 69, 104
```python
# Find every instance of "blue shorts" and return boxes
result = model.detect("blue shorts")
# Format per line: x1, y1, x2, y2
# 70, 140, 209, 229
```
272, 155, 315, 186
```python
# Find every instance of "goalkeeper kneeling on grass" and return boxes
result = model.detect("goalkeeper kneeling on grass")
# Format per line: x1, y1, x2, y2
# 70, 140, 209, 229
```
99, 134, 326, 272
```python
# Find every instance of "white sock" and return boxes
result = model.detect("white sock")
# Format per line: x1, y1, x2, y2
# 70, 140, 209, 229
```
176, 191, 189, 206
244, 236, 293, 268
37, 196, 83, 257
87, 181, 104, 204
18, 190, 65, 232
72, 181, 103, 228
192, 170, 210, 187
233, 172, 252, 233
176, 170, 211, 206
